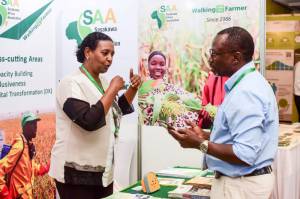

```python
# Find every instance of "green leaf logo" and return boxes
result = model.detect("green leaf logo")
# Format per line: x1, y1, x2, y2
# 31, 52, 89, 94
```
151, 10, 166, 29
66, 21, 83, 45
0, 5, 7, 27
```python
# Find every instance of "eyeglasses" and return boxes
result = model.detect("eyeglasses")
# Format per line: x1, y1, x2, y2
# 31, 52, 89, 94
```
209, 49, 236, 57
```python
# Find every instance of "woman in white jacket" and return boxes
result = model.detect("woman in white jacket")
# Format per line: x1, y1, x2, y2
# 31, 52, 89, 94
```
49, 32, 141, 199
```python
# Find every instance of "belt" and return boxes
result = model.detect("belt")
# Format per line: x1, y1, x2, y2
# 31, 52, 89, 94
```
215, 166, 272, 179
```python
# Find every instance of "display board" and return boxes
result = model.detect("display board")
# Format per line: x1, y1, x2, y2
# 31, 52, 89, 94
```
0, 0, 140, 196
0, 0, 55, 197
138, 0, 265, 177
266, 15, 300, 122
0, 1, 55, 117
52, 0, 140, 189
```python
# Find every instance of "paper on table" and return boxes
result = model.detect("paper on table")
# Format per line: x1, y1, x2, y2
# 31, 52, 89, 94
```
168, 185, 193, 198
185, 176, 214, 189
157, 177, 185, 186
156, 167, 205, 178
293, 125, 300, 133
105, 192, 158, 199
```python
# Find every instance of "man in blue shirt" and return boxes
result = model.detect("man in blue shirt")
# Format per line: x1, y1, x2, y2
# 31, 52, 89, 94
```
167, 27, 278, 199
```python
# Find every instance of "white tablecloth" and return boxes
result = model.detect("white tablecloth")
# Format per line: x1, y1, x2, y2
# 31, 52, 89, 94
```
271, 124, 300, 199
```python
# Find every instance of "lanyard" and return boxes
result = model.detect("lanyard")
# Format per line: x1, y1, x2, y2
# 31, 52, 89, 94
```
81, 65, 105, 94
229, 67, 255, 92
209, 67, 255, 133
81, 64, 122, 135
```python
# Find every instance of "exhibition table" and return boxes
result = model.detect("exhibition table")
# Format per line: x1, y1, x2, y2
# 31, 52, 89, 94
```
121, 181, 177, 198
117, 167, 198, 198
108, 167, 204, 198
109, 124, 300, 199
271, 124, 300, 199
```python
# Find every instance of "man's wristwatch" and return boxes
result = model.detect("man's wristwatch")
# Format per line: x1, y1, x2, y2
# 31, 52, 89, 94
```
198, 140, 209, 153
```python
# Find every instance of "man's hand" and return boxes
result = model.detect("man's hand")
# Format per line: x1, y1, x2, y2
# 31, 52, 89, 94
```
167, 126, 204, 149
185, 120, 209, 140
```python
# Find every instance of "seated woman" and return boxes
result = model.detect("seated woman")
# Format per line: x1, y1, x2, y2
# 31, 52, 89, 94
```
139, 51, 200, 129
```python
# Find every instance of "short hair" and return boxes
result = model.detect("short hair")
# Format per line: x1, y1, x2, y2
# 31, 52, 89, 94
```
148, 51, 166, 65
217, 27, 254, 63
76, 32, 113, 63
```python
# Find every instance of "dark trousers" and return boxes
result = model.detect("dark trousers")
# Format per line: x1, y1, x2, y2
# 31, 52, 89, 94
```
295, 95, 300, 122
55, 180, 113, 199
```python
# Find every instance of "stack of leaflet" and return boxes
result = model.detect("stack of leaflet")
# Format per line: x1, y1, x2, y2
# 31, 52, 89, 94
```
168, 185, 193, 198
278, 133, 296, 147
293, 123, 300, 133
156, 167, 206, 179
105, 192, 158, 199
182, 186, 210, 199
157, 177, 185, 186
185, 176, 214, 189
168, 185, 210, 199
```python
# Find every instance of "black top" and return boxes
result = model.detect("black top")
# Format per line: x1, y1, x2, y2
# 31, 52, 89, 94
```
63, 94, 134, 131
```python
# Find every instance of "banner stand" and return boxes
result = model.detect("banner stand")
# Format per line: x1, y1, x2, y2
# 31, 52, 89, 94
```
137, 122, 142, 180
260, 0, 266, 76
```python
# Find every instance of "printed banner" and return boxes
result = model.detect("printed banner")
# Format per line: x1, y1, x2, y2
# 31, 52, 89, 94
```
0, 0, 55, 116
265, 49, 295, 121
266, 15, 300, 122
53, 0, 139, 189
54, 0, 138, 84
54, 0, 138, 122
138, 0, 263, 128
266, 70, 294, 121
0, 0, 55, 198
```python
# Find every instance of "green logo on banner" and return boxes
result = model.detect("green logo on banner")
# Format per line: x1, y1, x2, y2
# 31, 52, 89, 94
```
0, 1, 52, 40
66, 8, 117, 45
0, 5, 8, 27
66, 21, 84, 46
151, 10, 166, 29
151, 5, 178, 29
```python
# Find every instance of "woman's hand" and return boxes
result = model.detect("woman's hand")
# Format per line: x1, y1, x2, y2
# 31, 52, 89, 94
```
129, 69, 142, 90
101, 76, 124, 115
110, 75, 125, 92
123, 69, 142, 104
